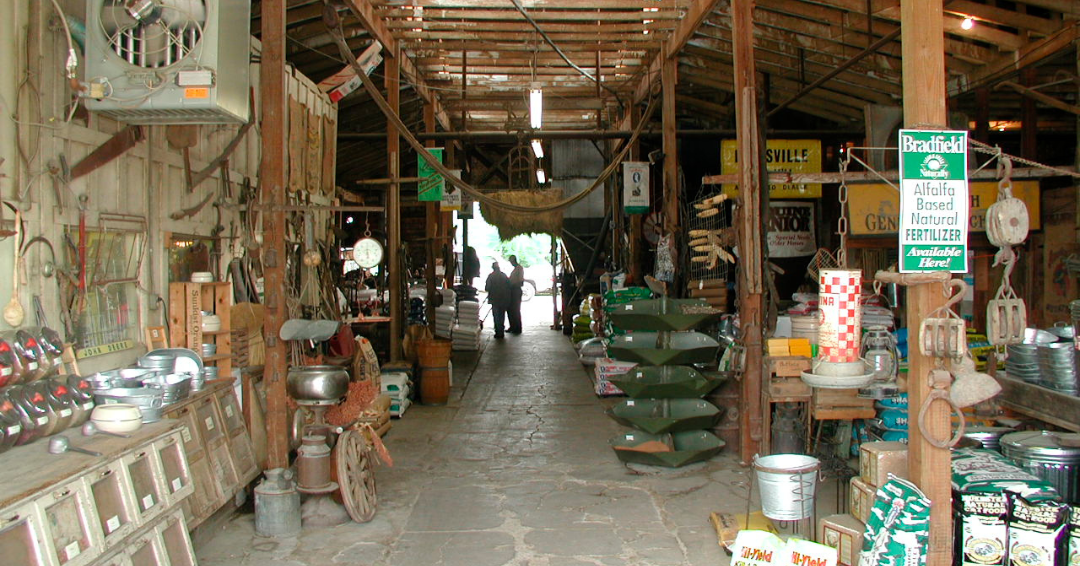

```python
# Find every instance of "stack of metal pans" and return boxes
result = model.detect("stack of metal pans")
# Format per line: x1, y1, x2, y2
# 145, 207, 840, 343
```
1037, 341, 1080, 395
1006, 328, 1056, 383
1071, 300, 1080, 347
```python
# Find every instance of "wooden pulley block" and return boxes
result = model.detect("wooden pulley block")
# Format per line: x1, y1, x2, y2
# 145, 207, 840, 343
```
919, 317, 967, 359
986, 197, 1029, 247
987, 297, 1026, 346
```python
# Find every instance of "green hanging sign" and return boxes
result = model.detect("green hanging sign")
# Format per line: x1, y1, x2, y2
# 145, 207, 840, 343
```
418, 148, 444, 202
898, 130, 969, 273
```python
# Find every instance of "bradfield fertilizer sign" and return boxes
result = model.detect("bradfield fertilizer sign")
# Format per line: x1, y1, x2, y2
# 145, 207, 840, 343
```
898, 130, 969, 273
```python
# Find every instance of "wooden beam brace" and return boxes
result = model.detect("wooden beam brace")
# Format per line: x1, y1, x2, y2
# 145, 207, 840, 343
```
342, 0, 451, 130
949, 22, 1079, 97
998, 80, 1080, 116
634, 0, 723, 103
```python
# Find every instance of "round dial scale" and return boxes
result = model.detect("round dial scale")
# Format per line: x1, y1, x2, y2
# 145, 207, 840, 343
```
352, 237, 384, 268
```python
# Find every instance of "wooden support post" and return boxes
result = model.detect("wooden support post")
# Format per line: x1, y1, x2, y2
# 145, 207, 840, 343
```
425, 103, 438, 333
624, 104, 644, 285
900, 1, 953, 564
661, 47, 679, 235
1021, 67, 1039, 159
259, 0, 289, 470
387, 48, 403, 361
732, 0, 765, 463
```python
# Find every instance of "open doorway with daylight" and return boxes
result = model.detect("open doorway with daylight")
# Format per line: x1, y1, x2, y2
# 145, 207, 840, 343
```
455, 202, 559, 331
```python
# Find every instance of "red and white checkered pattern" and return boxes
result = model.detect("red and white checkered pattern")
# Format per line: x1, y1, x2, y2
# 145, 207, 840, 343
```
818, 270, 862, 363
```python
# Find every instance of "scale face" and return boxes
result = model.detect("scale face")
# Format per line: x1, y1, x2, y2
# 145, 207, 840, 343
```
352, 237, 384, 268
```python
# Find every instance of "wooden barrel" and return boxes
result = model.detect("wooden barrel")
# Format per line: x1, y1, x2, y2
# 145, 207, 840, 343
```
419, 366, 449, 405
416, 339, 453, 367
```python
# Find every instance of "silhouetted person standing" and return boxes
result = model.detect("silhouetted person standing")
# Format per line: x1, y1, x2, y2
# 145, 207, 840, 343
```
507, 255, 524, 334
485, 262, 512, 339
463, 246, 480, 286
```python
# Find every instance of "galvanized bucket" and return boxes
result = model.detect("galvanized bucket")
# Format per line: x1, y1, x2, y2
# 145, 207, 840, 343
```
754, 453, 820, 521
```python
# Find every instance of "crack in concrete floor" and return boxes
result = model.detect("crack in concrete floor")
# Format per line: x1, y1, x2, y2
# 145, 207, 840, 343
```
196, 306, 751, 566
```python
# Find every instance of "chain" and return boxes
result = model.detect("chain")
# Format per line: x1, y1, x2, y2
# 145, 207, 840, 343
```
836, 152, 850, 268
970, 138, 1080, 179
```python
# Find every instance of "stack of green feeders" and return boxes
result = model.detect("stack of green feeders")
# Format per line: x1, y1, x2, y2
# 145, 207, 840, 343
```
605, 298, 728, 467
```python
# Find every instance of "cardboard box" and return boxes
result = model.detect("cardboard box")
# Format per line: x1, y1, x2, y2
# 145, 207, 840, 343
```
849, 476, 876, 524
818, 514, 865, 566
770, 356, 812, 377
859, 441, 909, 487
710, 511, 777, 552
317, 43, 383, 103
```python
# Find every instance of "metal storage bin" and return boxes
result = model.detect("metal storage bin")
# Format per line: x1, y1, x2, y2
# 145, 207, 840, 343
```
1002, 430, 1080, 503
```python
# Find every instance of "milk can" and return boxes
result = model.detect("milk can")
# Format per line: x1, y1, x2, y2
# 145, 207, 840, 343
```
255, 468, 301, 537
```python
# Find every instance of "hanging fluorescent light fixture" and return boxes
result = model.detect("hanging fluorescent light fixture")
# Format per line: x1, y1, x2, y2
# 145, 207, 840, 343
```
536, 168, 547, 184
531, 139, 544, 159
529, 87, 543, 129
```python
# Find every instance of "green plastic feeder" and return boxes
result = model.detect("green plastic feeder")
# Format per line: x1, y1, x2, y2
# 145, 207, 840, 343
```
607, 332, 720, 366
608, 366, 726, 398
607, 298, 721, 332
609, 430, 726, 468
607, 398, 724, 434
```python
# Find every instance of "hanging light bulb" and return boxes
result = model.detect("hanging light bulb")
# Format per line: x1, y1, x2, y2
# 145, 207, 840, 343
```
961, 17, 974, 30
529, 87, 543, 129
531, 139, 544, 159
536, 169, 547, 184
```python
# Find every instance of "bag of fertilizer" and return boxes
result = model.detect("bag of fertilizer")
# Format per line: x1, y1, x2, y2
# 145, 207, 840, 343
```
858, 477, 931, 566
731, 530, 786, 566
785, 538, 839, 566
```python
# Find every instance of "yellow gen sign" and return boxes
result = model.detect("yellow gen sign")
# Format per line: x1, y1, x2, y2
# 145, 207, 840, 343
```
848, 180, 1040, 235
721, 139, 822, 198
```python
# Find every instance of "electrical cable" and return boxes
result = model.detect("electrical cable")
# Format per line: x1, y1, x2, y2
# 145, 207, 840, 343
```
324, 6, 659, 214
507, 0, 624, 111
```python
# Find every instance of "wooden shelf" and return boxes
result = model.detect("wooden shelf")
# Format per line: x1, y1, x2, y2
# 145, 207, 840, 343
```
995, 373, 1080, 432
169, 282, 232, 378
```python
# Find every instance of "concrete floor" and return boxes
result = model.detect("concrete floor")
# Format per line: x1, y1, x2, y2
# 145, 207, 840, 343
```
196, 301, 763, 566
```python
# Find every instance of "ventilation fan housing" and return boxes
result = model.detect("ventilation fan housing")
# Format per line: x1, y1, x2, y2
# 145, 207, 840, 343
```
84, 0, 251, 124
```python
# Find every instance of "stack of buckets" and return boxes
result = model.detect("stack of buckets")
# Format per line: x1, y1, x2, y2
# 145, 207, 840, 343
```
417, 338, 452, 405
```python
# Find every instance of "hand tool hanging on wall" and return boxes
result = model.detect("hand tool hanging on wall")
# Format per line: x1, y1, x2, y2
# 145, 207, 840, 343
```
48, 154, 71, 211
3, 208, 25, 326
166, 125, 199, 192
70, 125, 144, 180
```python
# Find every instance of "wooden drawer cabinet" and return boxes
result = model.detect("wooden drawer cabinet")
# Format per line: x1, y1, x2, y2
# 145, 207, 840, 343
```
88, 462, 136, 548
162, 380, 260, 529
0, 503, 50, 566
38, 478, 101, 566
0, 422, 193, 566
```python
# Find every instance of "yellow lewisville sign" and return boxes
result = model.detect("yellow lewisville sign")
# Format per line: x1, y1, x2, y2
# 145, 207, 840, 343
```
721, 139, 822, 198
848, 180, 1040, 235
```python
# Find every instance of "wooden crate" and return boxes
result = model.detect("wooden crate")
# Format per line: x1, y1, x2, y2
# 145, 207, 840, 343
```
768, 377, 812, 399
168, 282, 233, 378
812, 388, 876, 420
769, 356, 812, 378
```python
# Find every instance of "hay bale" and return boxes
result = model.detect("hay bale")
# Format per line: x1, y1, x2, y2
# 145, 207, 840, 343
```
479, 189, 564, 240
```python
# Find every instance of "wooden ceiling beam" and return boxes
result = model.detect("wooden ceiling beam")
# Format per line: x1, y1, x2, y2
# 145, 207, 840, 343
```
1010, 0, 1079, 17
385, 21, 677, 33
378, 8, 686, 21
396, 31, 667, 41
680, 57, 877, 116
445, 98, 607, 110
681, 66, 861, 123
686, 36, 902, 96
944, 0, 1060, 34
632, 0, 723, 103
341, 0, 452, 130
949, 21, 1080, 96
371, 0, 694, 8
403, 40, 662, 51
875, 6, 1025, 50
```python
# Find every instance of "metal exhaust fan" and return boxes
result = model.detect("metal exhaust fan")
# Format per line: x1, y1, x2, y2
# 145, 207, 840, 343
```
84, 0, 251, 124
